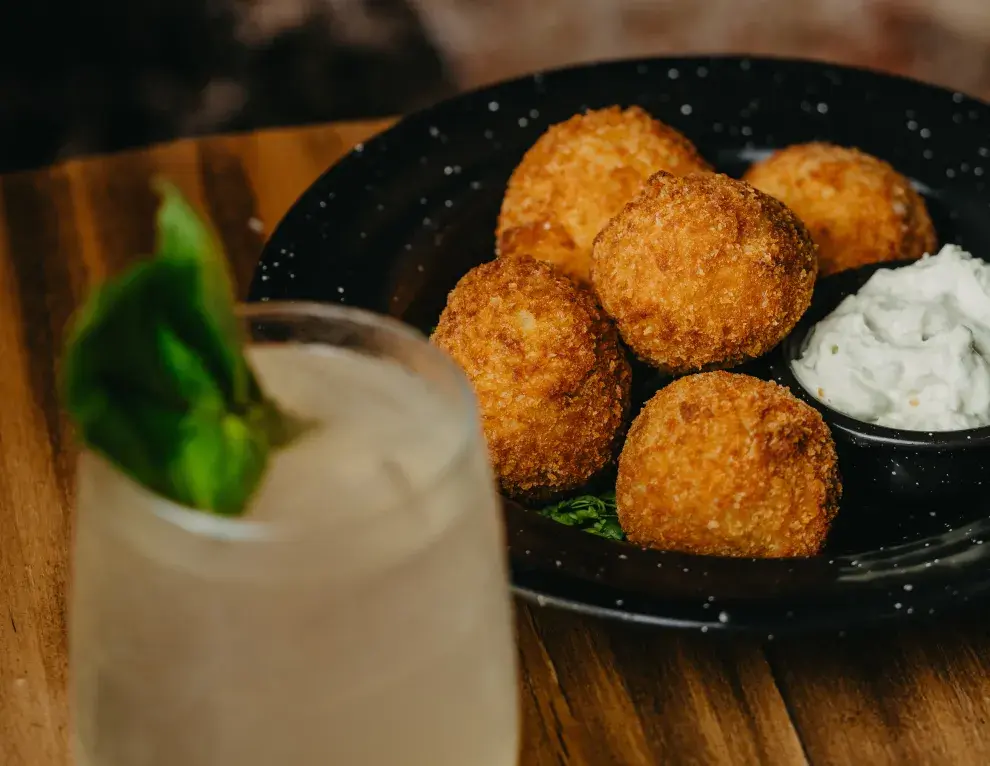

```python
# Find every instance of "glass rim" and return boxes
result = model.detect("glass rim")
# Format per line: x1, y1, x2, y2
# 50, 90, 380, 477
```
128, 300, 480, 542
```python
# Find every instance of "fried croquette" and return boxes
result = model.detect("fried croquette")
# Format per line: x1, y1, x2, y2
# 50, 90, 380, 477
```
743, 142, 937, 276
617, 372, 841, 558
497, 220, 584, 285
592, 171, 817, 374
497, 106, 712, 285
432, 255, 631, 501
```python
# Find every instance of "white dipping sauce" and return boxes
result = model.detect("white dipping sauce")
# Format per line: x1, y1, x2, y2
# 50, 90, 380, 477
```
791, 244, 990, 431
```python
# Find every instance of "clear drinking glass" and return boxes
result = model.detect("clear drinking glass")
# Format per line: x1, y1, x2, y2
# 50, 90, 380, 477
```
70, 302, 520, 766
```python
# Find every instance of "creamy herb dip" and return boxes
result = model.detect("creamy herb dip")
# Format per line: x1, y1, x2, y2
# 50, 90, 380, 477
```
791, 244, 990, 431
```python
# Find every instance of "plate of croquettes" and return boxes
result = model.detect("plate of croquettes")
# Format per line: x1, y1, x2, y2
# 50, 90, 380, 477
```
250, 56, 990, 633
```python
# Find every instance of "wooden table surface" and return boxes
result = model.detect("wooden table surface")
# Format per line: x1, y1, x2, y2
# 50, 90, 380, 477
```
2, 120, 990, 766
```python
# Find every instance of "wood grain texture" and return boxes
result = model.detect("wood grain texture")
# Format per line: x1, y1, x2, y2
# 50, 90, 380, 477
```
2, 119, 990, 766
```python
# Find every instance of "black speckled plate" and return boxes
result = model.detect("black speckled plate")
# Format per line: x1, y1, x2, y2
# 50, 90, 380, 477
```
249, 56, 990, 635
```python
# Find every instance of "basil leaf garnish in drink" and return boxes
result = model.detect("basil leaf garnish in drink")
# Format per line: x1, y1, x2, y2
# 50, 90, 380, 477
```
61, 181, 310, 516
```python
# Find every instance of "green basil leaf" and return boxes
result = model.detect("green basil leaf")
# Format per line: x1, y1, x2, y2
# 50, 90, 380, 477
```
61, 182, 309, 515
537, 491, 626, 541
152, 180, 251, 406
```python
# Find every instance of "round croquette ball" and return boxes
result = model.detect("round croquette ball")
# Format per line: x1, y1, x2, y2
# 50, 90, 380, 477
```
743, 142, 937, 276
616, 372, 841, 558
592, 171, 817, 374
432, 255, 632, 501
497, 106, 712, 285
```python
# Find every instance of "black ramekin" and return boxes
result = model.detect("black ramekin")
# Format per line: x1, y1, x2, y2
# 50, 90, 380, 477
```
772, 261, 990, 499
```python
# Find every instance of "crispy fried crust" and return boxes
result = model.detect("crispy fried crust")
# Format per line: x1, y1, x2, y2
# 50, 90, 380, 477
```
743, 142, 937, 276
497, 220, 585, 285
591, 171, 817, 374
617, 372, 841, 558
432, 255, 632, 501
497, 106, 712, 285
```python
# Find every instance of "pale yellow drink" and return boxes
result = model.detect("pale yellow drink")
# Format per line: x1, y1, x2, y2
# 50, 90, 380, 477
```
70, 306, 519, 765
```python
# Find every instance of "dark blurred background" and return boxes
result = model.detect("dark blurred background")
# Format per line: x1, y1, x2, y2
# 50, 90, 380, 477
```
2, 0, 990, 173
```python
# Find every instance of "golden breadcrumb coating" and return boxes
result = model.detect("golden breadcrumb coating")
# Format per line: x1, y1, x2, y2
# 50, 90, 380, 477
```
432, 255, 631, 501
497, 106, 712, 285
592, 171, 817, 374
617, 372, 841, 558
743, 142, 937, 276
497, 220, 584, 285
